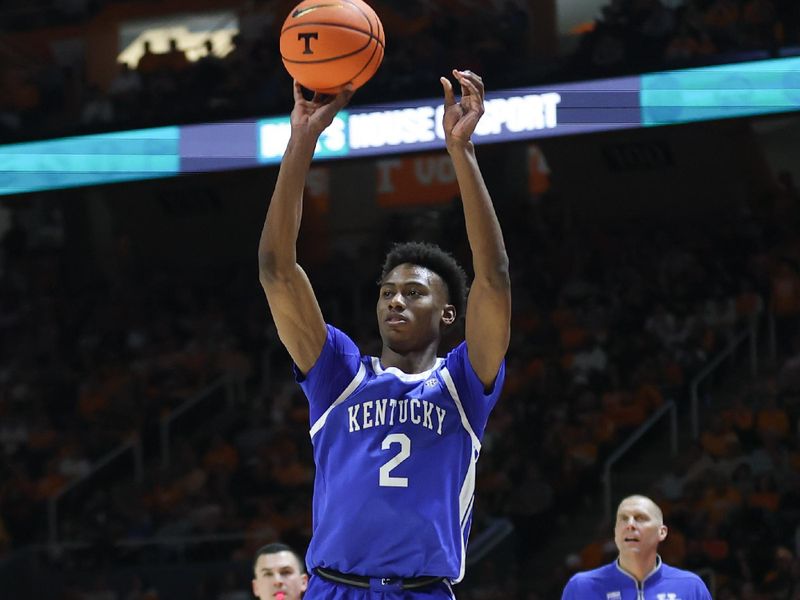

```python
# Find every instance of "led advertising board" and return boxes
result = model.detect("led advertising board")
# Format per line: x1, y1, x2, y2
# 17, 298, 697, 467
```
1, 56, 798, 196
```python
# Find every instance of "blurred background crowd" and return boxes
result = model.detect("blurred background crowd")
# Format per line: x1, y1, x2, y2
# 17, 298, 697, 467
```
1, 0, 800, 143
2, 0, 800, 599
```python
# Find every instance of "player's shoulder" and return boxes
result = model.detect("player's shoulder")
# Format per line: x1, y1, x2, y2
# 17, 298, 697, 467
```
442, 340, 469, 372
325, 324, 363, 356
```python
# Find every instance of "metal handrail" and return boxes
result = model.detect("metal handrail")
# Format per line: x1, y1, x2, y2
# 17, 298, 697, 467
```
603, 400, 678, 521
466, 518, 514, 566
690, 320, 758, 439
47, 375, 244, 548
768, 310, 777, 362
160, 375, 241, 468
48, 436, 143, 545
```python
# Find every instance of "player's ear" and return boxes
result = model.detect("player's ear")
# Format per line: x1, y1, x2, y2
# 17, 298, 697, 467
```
659, 524, 668, 542
300, 573, 309, 592
442, 304, 456, 326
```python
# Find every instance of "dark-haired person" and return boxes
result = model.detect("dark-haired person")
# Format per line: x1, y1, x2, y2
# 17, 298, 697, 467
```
258, 69, 510, 599
252, 543, 308, 600
561, 495, 712, 600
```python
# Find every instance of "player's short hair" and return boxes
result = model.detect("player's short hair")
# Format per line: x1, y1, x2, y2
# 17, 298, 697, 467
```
379, 241, 468, 319
253, 542, 306, 574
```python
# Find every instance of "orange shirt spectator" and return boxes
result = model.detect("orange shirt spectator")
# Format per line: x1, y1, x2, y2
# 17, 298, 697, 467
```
660, 527, 687, 565
35, 461, 68, 500
551, 305, 576, 330
579, 538, 608, 570
701, 536, 730, 562
634, 383, 664, 412
203, 435, 239, 475
590, 411, 616, 445
755, 398, 790, 440
560, 326, 589, 351
747, 474, 781, 511
604, 390, 647, 429
770, 261, 800, 316
700, 482, 742, 524
700, 416, 739, 458
722, 396, 754, 435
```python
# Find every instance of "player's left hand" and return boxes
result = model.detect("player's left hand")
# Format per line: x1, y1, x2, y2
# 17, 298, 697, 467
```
440, 69, 485, 148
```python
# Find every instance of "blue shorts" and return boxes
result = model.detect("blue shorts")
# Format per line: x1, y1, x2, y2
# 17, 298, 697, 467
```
304, 574, 456, 599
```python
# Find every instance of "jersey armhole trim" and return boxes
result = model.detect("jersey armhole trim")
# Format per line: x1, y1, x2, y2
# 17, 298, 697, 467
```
440, 367, 481, 452
309, 362, 367, 439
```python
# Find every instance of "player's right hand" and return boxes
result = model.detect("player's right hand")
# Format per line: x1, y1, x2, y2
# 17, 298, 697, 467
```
290, 80, 354, 140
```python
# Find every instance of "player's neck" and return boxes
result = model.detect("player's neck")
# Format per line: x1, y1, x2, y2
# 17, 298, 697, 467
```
618, 552, 659, 583
380, 345, 439, 374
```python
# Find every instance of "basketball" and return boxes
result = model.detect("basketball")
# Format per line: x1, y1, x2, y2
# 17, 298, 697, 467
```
280, 0, 385, 94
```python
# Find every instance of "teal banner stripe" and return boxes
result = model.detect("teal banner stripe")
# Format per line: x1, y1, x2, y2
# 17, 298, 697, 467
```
0, 172, 174, 196
0, 127, 180, 195
642, 56, 800, 125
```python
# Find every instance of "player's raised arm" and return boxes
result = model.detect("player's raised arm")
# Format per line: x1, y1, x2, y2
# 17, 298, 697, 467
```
440, 70, 511, 388
258, 81, 353, 374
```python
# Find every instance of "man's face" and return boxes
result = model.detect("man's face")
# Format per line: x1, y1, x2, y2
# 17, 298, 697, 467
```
252, 551, 308, 600
614, 497, 667, 559
377, 264, 454, 353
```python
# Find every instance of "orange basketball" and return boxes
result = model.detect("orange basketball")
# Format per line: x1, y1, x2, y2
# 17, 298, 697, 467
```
280, 0, 385, 94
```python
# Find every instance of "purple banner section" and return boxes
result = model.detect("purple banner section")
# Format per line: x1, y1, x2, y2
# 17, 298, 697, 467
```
344, 76, 642, 158
179, 121, 260, 173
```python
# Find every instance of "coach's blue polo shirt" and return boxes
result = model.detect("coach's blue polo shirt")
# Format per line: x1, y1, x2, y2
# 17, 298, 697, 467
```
562, 557, 712, 600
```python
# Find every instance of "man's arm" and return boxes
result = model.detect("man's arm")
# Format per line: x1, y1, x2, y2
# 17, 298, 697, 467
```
441, 70, 511, 388
258, 82, 353, 374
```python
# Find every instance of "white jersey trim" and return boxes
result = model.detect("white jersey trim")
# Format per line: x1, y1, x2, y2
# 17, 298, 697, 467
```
441, 366, 481, 585
309, 362, 367, 439
440, 368, 481, 452
370, 357, 445, 382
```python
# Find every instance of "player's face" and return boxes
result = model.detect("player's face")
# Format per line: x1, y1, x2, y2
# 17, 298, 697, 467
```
614, 497, 667, 559
252, 551, 308, 600
377, 263, 453, 351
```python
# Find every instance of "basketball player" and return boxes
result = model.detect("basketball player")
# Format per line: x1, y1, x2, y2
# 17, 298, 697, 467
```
258, 69, 510, 599
252, 543, 308, 600
561, 495, 712, 599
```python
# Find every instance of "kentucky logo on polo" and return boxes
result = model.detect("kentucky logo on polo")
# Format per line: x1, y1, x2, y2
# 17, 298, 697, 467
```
606, 592, 621, 600
656, 594, 680, 600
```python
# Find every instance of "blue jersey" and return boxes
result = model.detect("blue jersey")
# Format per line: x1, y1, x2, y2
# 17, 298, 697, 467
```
297, 325, 505, 582
561, 558, 712, 600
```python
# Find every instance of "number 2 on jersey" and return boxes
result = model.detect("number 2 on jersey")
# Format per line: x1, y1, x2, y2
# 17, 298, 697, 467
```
379, 433, 410, 487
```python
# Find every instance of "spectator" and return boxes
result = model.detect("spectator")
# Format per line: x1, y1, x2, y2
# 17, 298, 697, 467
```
252, 542, 308, 600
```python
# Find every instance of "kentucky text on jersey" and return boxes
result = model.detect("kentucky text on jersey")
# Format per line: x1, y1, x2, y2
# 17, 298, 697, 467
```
297, 325, 506, 582
347, 398, 447, 434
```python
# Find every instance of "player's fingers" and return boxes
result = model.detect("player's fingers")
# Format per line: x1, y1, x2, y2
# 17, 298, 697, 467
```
460, 78, 485, 113
456, 70, 484, 101
452, 69, 469, 98
440, 76, 455, 107
334, 84, 355, 109
293, 80, 306, 103
459, 69, 483, 83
